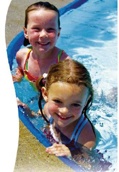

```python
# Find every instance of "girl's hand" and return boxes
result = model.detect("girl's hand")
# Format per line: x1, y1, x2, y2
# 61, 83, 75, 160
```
17, 97, 37, 117
46, 143, 71, 157
17, 97, 27, 107
12, 68, 23, 82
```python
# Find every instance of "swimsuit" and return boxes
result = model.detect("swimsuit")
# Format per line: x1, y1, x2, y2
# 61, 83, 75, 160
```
23, 48, 63, 90
24, 49, 38, 83
43, 114, 89, 149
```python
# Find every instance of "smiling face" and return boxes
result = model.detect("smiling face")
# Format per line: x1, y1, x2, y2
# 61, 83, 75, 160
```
42, 81, 89, 129
24, 8, 60, 54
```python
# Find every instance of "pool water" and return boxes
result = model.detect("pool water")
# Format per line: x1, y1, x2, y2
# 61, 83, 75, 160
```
57, 0, 117, 171
12, 0, 117, 171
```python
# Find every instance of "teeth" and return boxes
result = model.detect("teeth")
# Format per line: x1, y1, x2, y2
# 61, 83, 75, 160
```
58, 114, 71, 120
61, 117, 66, 119
39, 42, 49, 45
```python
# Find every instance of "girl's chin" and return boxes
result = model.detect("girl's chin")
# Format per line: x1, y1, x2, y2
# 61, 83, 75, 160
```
34, 44, 48, 51
38, 47, 48, 52
56, 120, 70, 128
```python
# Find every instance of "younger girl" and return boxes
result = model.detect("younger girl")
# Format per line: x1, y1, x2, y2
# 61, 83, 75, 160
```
38, 59, 97, 169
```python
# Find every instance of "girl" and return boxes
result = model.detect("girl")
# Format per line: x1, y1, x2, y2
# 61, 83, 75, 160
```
38, 59, 97, 169
12, 1, 70, 114
13, 1, 70, 89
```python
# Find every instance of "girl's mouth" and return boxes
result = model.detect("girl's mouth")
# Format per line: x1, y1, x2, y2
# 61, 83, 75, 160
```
38, 42, 50, 46
56, 114, 72, 120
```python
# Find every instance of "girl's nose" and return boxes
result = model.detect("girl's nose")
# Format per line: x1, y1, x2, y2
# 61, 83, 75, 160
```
39, 29, 48, 38
59, 107, 69, 115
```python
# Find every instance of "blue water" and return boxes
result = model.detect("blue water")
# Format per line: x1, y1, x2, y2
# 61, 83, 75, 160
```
12, 0, 117, 171
58, 0, 117, 170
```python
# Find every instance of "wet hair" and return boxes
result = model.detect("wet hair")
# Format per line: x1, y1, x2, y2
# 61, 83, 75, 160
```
38, 59, 94, 123
23, 1, 60, 46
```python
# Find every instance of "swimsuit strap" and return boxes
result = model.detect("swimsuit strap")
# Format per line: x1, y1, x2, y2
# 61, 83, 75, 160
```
49, 117, 54, 124
23, 48, 38, 83
57, 50, 63, 62
74, 118, 88, 143
48, 116, 88, 146
24, 49, 63, 80
70, 115, 84, 141
24, 48, 32, 71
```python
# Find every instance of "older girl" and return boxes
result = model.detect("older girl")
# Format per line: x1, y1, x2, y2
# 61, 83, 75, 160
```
13, 1, 70, 88
13, 1, 70, 114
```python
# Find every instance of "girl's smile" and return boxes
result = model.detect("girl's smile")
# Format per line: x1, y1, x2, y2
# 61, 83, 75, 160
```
56, 114, 73, 120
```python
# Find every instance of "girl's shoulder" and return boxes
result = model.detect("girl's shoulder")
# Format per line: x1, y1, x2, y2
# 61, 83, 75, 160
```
16, 47, 31, 60
55, 47, 71, 61
61, 50, 71, 60
77, 120, 96, 149
16, 47, 32, 68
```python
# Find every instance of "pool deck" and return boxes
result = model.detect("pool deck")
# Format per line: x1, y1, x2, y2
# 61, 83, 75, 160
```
6, 0, 74, 171
14, 121, 74, 172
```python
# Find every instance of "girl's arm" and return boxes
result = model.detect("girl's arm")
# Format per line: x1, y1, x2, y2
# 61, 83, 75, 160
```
46, 143, 93, 170
12, 50, 24, 82
12, 67, 24, 82
12, 47, 28, 82
17, 97, 38, 117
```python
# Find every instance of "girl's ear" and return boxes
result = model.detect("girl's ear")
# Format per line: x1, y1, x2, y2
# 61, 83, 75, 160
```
58, 32, 60, 37
23, 27, 28, 39
41, 87, 48, 102
58, 28, 61, 37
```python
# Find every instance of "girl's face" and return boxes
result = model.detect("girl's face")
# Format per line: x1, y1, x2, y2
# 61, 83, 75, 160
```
42, 82, 90, 129
24, 8, 60, 53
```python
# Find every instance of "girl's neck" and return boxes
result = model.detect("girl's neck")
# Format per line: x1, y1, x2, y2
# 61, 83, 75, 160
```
32, 47, 57, 64
30, 47, 59, 75
55, 119, 79, 138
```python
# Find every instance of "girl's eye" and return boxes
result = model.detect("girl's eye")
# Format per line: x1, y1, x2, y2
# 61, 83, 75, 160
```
72, 103, 81, 107
33, 28, 40, 32
47, 28, 56, 33
53, 99, 62, 104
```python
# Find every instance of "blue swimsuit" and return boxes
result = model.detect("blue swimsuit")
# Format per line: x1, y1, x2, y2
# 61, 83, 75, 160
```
67, 114, 88, 146
43, 114, 88, 149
